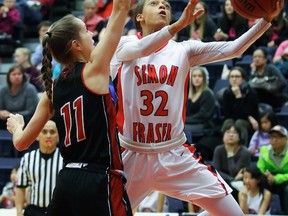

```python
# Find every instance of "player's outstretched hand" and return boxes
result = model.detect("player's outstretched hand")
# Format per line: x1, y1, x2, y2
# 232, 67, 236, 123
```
169, 0, 204, 35
264, 0, 284, 22
6, 114, 25, 135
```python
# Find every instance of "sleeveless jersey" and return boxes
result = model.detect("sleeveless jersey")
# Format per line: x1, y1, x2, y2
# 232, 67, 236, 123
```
111, 19, 270, 145
53, 62, 123, 169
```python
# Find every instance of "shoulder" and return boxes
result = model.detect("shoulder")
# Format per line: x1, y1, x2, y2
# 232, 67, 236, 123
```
24, 82, 38, 93
214, 144, 225, 152
202, 88, 215, 97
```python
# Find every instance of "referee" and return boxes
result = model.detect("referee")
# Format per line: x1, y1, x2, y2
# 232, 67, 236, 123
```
15, 120, 63, 216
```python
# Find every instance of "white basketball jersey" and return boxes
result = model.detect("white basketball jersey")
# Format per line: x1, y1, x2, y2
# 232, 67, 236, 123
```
111, 19, 270, 145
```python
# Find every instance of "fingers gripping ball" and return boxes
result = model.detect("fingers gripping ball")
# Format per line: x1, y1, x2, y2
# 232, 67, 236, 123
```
231, 0, 278, 19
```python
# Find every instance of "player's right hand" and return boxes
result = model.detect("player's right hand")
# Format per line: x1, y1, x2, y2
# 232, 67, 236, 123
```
6, 114, 25, 135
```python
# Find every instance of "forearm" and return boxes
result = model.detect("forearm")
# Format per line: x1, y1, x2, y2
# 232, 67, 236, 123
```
15, 188, 25, 216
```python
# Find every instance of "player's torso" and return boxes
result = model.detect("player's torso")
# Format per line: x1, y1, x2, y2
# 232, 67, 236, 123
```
53, 63, 118, 166
117, 42, 190, 143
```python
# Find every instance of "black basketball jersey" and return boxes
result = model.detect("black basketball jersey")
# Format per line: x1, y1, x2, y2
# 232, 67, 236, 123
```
53, 62, 123, 170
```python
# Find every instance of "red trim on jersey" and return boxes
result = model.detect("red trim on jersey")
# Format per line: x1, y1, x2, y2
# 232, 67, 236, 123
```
105, 95, 123, 170
185, 145, 229, 195
136, 32, 168, 52
116, 63, 125, 134
182, 72, 189, 124
109, 170, 129, 215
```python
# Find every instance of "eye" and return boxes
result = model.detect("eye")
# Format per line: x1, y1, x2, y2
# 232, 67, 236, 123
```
164, 3, 170, 9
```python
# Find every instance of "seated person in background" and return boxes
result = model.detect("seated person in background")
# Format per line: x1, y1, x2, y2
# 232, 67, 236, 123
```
30, 20, 60, 78
257, 125, 288, 215
81, 0, 105, 43
137, 191, 168, 213
213, 122, 251, 200
176, 1, 217, 42
238, 164, 272, 215
273, 39, 288, 63
0, 164, 19, 209
222, 66, 259, 146
253, 9, 288, 57
185, 66, 216, 134
0, 0, 21, 42
14, 47, 44, 92
213, 0, 249, 42
249, 47, 288, 110
249, 110, 278, 160
0, 65, 38, 129
274, 47, 288, 78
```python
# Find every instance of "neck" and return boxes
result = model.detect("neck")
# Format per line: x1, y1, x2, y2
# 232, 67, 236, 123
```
40, 146, 56, 154
10, 84, 22, 94
249, 187, 260, 197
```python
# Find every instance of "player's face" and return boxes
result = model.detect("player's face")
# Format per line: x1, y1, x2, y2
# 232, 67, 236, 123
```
76, 18, 94, 61
38, 121, 59, 152
138, 0, 172, 31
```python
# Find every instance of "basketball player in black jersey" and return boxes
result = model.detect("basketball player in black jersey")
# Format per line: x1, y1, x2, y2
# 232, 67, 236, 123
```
6, 0, 133, 215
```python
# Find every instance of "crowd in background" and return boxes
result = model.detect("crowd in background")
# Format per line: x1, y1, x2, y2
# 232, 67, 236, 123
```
1, 0, 288, 215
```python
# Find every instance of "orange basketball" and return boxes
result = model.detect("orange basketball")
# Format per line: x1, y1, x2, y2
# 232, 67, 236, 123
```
230, 0, 278, 20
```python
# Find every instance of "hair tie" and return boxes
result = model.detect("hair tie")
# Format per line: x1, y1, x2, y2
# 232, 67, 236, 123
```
46, 32, 52, 37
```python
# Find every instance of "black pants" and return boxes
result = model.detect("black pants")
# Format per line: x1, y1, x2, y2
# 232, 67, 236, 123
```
24, 205, 47, 216
47, 165, 132, 216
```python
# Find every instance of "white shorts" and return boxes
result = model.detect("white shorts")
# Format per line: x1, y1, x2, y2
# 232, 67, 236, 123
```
122, 144, 232, 209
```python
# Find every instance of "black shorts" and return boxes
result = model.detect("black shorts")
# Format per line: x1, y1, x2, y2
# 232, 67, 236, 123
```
46, 164, 132, 216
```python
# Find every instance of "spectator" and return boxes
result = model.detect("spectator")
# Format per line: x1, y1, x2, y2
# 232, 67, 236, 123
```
213, 122, 251, 200
81, 0, 105, 43
137, 191, 168, 213
14, 47, 44, 92
185, 66, 216, 134
257, 125, 288, 215
0, 65, 38, 129
238, 164, 272, 215
30, 20, 60, 79
273, 39, 288, 63
214, 0, 249, 42
30, 20, 50, 68
0, 0, 21, 41
0, 164, 19, 209
253, 9, 288, 57
176, 1, 217, 42
248, 110, 278, 160
16, 120, 63, 216
249, 47, 288, 110
222, 66, 259, 146
274, 47, 288, 78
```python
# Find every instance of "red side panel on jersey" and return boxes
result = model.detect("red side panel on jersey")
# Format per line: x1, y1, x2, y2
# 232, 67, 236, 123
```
109, 170, 131, 215
182, 71, 190, 123
116, 63, 125, 134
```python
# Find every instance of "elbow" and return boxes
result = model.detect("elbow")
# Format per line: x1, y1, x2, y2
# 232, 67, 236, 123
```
14, 141, 29, 152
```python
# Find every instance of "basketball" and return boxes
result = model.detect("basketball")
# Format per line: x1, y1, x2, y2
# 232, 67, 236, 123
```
230, 0, 278, 20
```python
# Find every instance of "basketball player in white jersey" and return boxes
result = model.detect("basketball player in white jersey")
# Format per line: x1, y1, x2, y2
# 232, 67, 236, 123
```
110, 0, 284, 215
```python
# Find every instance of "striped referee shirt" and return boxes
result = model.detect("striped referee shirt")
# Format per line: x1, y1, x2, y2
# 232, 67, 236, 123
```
17, 148, 63, 208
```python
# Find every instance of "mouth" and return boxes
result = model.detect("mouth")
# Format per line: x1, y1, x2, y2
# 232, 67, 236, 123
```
159, 10, 166, 17
46, 140, 52, 145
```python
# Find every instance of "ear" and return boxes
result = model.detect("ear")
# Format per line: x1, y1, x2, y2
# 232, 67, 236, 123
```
136, 14, 144, 22
71, 40, 82, 51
